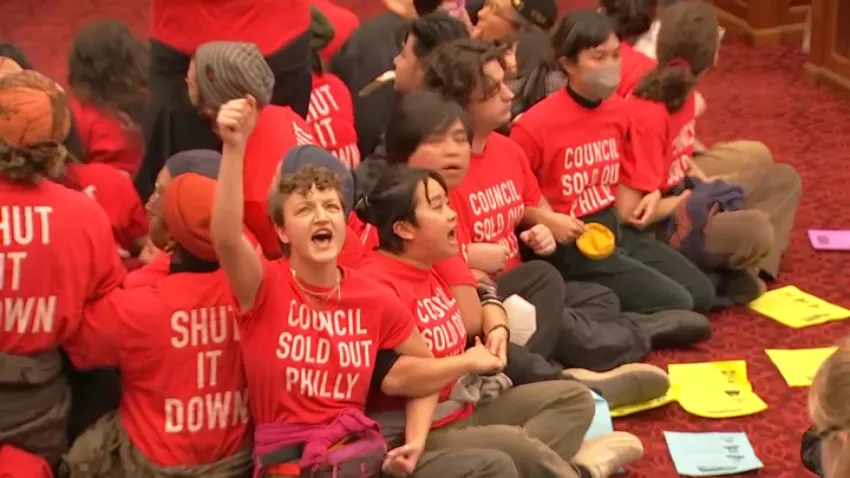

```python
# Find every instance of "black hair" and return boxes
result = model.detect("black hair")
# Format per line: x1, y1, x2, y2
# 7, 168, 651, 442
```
385, 90, 472, 164
68, 19, 149, 125
0, 42, 33, 69
550, 10, 617, 67
633, 1, 718, 112
398, 11, 470, 59
414, 0, 444, 16
423, 38, 507, 107
599, 0, 657, 40
355, 163, 448, 253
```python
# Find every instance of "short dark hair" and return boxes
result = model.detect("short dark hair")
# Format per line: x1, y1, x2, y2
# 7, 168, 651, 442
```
269, 164, 343, 227
68, 20, 148, 124
385, 90, 472, 164
0, 43, 33, 69
633, 1, 718, 112
423, 38, 507, 106
550, 10, 617, 64
355, 163, 448, 253
401, 11, 470, 59
599, 0, 657, 40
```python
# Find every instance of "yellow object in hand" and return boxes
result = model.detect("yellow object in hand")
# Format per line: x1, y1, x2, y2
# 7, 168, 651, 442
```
576, 223, 615, 260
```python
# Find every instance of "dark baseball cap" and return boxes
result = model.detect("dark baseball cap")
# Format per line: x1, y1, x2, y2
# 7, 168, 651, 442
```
511, 0, 558, 30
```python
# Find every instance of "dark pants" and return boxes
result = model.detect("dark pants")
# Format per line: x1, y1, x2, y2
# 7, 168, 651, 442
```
496, 261, 650, 372
535, 208, 715, 314
135, 32, 313, 201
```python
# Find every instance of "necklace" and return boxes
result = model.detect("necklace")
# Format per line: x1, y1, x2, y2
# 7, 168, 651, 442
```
291, 267, 343, 305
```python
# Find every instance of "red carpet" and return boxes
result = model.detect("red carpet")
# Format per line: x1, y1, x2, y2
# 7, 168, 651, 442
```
3, 1, 849, 476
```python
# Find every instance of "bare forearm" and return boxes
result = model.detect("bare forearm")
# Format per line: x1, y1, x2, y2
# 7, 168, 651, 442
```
211, 144, 247, 249
404, 394, 438, 446
453, 285, 483, 336
382, 355, 471, 397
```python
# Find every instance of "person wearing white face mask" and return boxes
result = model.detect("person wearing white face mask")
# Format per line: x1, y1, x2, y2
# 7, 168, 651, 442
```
511, 10, 716, 316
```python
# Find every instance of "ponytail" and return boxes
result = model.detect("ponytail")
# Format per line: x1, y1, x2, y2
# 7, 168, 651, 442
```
633, 59, 697, 113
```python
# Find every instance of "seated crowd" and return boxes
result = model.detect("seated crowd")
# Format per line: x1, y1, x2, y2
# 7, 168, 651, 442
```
1, 0, 843, 477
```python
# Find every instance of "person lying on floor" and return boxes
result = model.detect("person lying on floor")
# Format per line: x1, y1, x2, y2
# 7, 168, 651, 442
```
616, 1, 801, 300
61, 172, 254, 477
598, 0, 776, 180
508, 14, 717, 314
67, 19, 147, 176
358, 90, 706, 401
808, 337, 850, 478
356, 163, 644, 478
0, 70, 125, 475
210, 95, 523, 478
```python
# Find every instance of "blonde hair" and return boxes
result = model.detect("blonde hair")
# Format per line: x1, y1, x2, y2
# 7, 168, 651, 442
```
809, 338, 850, 478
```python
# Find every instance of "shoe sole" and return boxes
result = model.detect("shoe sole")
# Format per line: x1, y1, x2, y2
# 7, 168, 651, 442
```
564, 363, 670, 409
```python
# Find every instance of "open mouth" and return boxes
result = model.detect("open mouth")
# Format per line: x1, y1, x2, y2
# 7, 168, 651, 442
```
311, 228, 334, 247
448, 227, 457, 240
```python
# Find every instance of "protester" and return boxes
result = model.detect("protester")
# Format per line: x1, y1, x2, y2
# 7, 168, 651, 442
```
0, 70, 124, 472
62, 172, 252, 476
67, 19, 148, 175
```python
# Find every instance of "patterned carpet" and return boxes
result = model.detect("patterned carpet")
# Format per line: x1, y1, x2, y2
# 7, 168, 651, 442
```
3, 0, 849, 476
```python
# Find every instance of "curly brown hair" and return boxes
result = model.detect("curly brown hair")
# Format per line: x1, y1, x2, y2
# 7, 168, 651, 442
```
422, 38, 507, 107
268, 164, 343, 227
0, 141, 68, 183
632, 1, 718, 112
68, 19, 148, 125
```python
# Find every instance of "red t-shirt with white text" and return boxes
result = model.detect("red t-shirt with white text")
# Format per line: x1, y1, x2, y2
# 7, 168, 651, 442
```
239, 260, 415, 425
65, 162, 148, 254
617, 42, 657, 98
308, 73, 360, 169
70, 99, 143, 176
63, 270, 249, 466
359, 253, 473, 427
0, 179, 125, 353
511, 90, 625, 218
622, 95, 697, 193
151, 0, 310, 55
450, 133, 542, 272
244, 105, 315, 258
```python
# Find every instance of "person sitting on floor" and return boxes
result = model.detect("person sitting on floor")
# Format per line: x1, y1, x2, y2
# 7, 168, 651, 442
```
809, 337, 850, 478
508, 13, 717, 314
357, 163, 645, 478
62, 172, 253, 477
67, 19, 148, 176
0, 70, 125, 474
618, 1, 801, 300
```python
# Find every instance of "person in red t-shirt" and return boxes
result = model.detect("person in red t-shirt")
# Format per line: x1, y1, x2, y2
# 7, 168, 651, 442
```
0, 70, 125, 469
186, 42, 316, 258
619, 2, 800, 299
63, 173, 252, 475
510, 11, 716, 315
67, 20, 147, 176
136, 0, 314, 202
355, 163, 645, 477
210, 96, 439, 476
307, 16, 361, 169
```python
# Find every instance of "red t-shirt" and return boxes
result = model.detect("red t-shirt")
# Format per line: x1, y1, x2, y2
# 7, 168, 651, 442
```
0, 178, 125, 354
312, 0, 360, 63
70, 99, 143, 176
307, 73, 360, 169
64, 162, 148, 254
450, 133, 542, 272
151, 0, 310, 55
239, 260, 416, 425
622, 95, 696, 192
359, 253, 473, 427
63, 270, 249, 466
511, 90, 625, 218
244, 105, 315, 258
617, 42, 657, 98
124, 253, 171, 289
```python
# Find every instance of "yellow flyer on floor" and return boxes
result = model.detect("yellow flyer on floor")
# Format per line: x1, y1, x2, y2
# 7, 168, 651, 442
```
765, 347, 838, 387
748, 286, 850, 328
668, 361, 767, 419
